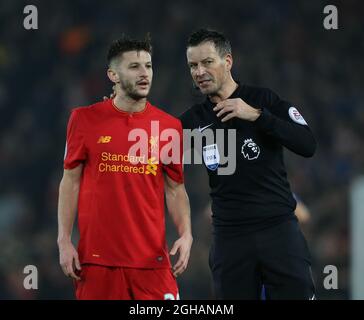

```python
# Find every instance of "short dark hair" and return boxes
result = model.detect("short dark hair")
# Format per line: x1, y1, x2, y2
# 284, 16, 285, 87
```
107, 33, 152, 66
187, 29, 231, 57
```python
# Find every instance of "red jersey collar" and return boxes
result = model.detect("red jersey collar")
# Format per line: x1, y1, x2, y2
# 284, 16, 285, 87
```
110, 98, 151, 117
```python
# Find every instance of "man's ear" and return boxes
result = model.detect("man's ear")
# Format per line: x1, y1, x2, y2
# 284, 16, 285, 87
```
225, 54, 233, 71
107, 68, 120, 84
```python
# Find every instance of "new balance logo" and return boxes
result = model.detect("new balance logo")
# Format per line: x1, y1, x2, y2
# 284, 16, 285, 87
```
97, 136, 112, 143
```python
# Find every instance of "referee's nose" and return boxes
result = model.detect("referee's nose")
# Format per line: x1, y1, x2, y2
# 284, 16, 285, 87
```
195, 64, 206, 77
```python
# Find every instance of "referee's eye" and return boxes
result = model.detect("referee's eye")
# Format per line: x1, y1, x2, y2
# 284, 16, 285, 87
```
189, 63, 197, 70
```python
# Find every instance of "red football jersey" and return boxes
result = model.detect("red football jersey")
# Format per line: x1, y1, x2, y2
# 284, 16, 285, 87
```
64, 99, 184, 268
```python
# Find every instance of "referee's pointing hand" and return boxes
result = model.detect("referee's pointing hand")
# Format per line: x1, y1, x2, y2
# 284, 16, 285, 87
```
213, 98, 261, 122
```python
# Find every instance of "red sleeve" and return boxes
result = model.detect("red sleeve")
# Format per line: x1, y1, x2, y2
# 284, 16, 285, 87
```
63, 109, 87, 169
162, 120, 184, 184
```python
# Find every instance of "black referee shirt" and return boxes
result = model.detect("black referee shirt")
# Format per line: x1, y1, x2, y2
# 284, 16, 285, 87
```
179, 84, 316, 234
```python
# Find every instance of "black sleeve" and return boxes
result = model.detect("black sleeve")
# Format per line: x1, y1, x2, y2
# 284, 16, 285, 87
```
254, 89, 317, 157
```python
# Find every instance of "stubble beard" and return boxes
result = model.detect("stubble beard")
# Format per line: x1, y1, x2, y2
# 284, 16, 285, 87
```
119, 78, 150, 100
201, 79, 220, 96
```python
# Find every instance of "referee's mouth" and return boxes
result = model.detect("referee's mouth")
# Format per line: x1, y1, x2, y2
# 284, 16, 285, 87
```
198, 79, 212, 87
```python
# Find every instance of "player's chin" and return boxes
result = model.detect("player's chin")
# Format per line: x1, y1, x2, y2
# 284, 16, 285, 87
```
134, 88, 150, 99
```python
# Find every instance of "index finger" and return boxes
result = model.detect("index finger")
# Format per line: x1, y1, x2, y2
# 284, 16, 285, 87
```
213, 102, 225, 111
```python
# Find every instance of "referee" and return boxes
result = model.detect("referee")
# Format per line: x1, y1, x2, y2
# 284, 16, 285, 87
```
179, 29, 317, 300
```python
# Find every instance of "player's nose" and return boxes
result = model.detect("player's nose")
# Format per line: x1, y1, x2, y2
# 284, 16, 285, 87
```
139, 66, 150, 77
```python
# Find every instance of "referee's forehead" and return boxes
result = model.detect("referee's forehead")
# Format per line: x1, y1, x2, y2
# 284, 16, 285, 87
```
186, 42, 219, 62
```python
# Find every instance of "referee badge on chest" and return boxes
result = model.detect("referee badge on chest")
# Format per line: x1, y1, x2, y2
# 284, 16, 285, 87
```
242, 138, 260, 160
203, 144, 220, 171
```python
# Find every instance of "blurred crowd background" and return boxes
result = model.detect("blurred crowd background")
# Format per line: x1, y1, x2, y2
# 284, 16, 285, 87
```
0, 0, 363, 299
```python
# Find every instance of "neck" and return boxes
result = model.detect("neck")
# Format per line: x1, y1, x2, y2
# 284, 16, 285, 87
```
209, 75, 238, 104
113, 94, 147, 113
